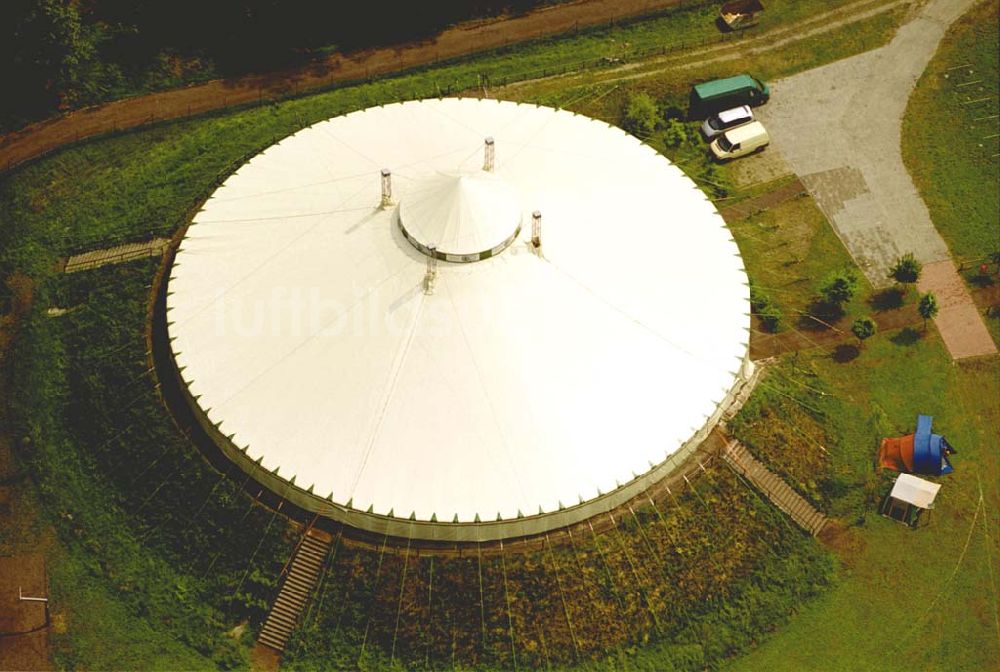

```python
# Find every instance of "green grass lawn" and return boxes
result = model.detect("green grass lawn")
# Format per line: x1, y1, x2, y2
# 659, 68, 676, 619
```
507, 2, 906, 120
723, 332, 1000, 672
902, 0, 1000, 268
455, 0, 869, 87
47, 542, 216, 671
0, 2, 994, 669
729, 195, 873, 332
717, 3, 1000, 665
10, 261, 295, 669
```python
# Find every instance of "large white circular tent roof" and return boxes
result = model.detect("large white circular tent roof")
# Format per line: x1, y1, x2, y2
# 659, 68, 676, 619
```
166, 98, 751, 541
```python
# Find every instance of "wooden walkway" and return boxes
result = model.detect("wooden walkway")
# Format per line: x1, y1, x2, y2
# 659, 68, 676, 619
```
257, 529, 331, 653
63, 238, 169, 273
722, 440, 828, 536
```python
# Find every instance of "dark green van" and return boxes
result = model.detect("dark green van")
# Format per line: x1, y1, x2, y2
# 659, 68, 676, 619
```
689, 74, 770, 118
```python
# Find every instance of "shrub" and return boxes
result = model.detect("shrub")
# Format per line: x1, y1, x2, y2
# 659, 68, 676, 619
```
621, 91, 658, 138
851, 316, 877, 347
663, 117, 690, 148
888, 252, 921, 286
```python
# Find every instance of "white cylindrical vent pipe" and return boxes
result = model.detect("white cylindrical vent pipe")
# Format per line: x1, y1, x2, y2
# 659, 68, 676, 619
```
380, 168, 393, 208
483, 137, 495, 172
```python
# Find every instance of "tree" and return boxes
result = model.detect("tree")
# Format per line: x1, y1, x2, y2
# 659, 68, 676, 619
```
917, 292, 939, 330
819, 268, 860, 307
851, 316, 877, 348
888, 252, 921, 287
0, 0, 107, 126
621, 92, 658, 139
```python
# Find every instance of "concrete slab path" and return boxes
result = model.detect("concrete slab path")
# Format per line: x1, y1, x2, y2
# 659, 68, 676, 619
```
757, 0, 996, 359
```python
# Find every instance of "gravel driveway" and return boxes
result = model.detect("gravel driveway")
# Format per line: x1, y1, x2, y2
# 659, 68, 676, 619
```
757, 0, 995, 359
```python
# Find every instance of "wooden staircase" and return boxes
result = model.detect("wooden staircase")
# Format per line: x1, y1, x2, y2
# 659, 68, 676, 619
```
722, 440, 828, 536
257, 529, 331, 652
63, 237, 169, 273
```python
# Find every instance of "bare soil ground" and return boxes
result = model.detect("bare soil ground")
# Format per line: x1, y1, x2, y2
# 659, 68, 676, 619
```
0, 556, 51, 671
719, 177, 806, 222
503, 0, 907, 92
0, 278, 51, 671
0, 0, 687, 174
251, 643, 281, 672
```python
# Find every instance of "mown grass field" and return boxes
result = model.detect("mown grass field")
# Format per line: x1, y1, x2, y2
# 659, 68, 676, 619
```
722, 158, 1000, 672
503, 1, 906, 118
903, 0, 1000, 268
725, 333, 1000, 672
902, 0, 1000, 347
728, 195, 873, 327
1, 1, 994, 670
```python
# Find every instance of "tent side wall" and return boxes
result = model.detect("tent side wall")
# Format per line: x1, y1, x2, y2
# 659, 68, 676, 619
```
912, 414, 936, 473
878, 434, 915, 472
169, 338, 759, 542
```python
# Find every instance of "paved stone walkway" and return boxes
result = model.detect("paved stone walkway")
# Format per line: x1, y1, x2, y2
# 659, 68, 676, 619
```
757, 0, 996, 360
918, 260, 996, 359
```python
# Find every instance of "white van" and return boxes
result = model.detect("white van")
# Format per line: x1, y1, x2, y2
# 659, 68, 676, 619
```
710, 121, 769, 160
701, 105, 754, 139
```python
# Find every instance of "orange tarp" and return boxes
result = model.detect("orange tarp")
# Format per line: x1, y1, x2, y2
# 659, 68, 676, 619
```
878, 434, 915, 472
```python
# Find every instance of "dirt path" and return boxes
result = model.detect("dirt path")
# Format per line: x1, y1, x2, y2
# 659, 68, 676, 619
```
0, 277, 52, 671
0, 0, 690, 175
503, 0, 907, 91
718, 178, 806, 222
0, 555, 51, 672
